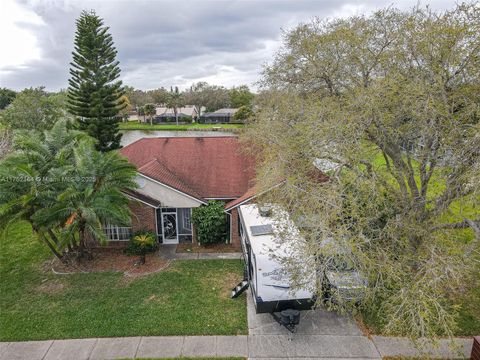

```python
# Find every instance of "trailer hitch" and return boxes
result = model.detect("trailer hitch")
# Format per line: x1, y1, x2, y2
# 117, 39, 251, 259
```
271, 309, 300, 333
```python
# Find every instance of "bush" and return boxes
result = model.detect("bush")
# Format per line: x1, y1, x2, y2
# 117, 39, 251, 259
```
124, 230, 158, 256
192, 201, 227, 245
233, 105, 254, 123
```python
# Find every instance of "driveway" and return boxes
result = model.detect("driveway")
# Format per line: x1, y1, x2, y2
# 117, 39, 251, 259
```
246, 290, 381, 359
247, 290, 361, 336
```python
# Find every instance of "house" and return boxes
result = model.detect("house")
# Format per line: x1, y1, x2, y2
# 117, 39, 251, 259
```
150, 105, 201, 123
128, 113, 140, 122
106, 136, 256, 248
199, 108, 238, 123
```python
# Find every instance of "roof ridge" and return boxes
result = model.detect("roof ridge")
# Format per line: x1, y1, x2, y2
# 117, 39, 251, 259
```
138, 158, 203, 200
138, 136, 238, 140
137, 157, 159, 170
121, 136, 239, 153
120, 137, 150, 152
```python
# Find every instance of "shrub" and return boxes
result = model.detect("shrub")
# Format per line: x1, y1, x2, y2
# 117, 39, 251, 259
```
124, 230, 158, 257
233, 105, 254, 123
192, 201, 227, 245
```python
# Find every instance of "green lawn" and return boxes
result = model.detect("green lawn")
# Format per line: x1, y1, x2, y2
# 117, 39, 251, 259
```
0, 221, 247, 341
119, 121, 244, 131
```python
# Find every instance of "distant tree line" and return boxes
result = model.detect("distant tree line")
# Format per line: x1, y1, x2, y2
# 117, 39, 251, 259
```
1, 82, 256, 133
124, 82, 255, 113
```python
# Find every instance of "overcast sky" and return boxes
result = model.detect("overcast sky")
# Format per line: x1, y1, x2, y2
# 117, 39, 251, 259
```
0, 0, 456, 92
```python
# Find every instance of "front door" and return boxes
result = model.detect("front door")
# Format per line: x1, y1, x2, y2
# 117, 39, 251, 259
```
162, 211, 178, 244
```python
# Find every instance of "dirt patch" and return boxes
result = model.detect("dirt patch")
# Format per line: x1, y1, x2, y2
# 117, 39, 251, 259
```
48, 249, 171, 277
143, 293, 169, 304
214, 271, 241, 300
355, 315, 374, 337
177, 243, 241, 253
36, 279, 66, 294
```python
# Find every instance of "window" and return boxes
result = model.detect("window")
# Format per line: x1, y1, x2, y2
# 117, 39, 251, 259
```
182, 211, 191, 230
177, 208, 192, 234
103, 224, 132, 241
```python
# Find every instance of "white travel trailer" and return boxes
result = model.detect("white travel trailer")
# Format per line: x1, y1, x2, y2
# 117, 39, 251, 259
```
231, 204, 316, 315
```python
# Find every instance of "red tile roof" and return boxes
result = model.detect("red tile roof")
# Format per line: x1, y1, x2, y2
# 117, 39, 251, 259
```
138, 159, 203, 200
120, 137, 256, 200
224, 186, 257, 210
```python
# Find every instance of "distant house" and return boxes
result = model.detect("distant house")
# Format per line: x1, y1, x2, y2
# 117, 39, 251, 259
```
152, 105, 201, 123
199, 108, 238, 123
128, 113, 140, 122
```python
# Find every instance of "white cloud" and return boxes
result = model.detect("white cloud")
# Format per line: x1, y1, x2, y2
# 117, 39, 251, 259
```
0, 0, 458, 91
0, 0, 45, 76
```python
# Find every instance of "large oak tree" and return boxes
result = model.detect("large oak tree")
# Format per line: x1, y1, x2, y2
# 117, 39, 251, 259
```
245, 4, 479, 338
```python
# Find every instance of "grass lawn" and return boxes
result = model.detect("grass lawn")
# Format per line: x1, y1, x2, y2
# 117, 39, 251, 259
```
382, 358, 463, 360
0, 221, 247, 341
119, 121, 244, 131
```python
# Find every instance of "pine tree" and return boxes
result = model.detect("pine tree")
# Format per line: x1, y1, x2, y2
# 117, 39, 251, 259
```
67, 10, 126, 152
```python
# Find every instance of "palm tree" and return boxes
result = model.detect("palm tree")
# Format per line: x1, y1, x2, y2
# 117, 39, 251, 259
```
143, 103, 156, 126
137, 106, 146, 123
166, 86, 184, 125
34, 140, 138, 259
133, 232, 156, 265
0, 120, 86, 261
0, 120, 138, 261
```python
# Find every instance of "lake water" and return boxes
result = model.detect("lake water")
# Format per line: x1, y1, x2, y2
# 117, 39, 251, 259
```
120, 130, 236, 146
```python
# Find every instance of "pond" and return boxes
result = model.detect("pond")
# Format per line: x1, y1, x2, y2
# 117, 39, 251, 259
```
120, 130, 236, 146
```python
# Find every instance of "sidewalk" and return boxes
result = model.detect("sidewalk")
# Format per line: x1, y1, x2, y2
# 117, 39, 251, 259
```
0, 336, 246, 360
158, 244, 242, 260
0, 334, 473, 360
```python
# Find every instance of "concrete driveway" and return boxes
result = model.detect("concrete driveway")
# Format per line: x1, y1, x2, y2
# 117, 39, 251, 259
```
246, 290, 381, 359
247, 291, 362, 336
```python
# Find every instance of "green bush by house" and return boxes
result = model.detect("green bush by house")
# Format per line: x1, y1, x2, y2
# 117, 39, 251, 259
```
192, 201, 227, 245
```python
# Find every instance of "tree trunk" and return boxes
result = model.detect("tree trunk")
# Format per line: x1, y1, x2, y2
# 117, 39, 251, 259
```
77, 223, 89, 260
77, 234, 85, 260
47, 229, 59, 245
140, 252, 146, 265
38, 231, 65, 263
